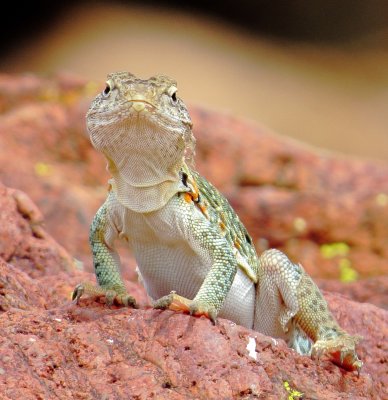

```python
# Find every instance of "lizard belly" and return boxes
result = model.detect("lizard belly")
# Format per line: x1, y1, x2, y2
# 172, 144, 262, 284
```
134, 243, 255, 329
133, 240, 255, 328
219, 269, 255, 329
134, 241, 209, 302
120, 206, 209, 300
119, 200, 255, 329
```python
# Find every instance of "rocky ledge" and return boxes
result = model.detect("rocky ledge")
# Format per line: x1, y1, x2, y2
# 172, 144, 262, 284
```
0, 74, 387, 399
0, 183, 386, 398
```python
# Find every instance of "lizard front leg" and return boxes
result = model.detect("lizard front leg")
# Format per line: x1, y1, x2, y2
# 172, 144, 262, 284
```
72, 200, 136, 308
153, 197, 238, 323
254, 249, 362, 372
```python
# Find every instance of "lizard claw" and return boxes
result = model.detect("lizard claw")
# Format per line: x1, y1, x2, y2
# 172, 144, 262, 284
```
189, 300, 217, 325
311, 345, 323, 361
340, 350, 345, 365
312, 334, 363, 372
71, 282, 137, 308
72, 283, 85, 304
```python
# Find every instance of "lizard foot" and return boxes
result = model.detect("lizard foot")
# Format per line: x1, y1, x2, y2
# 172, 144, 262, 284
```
312, 334, 363, 374
72, 282, 137, 308
153, 292, 217, 324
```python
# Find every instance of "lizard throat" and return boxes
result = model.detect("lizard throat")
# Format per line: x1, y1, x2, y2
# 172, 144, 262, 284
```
108, 173, 187, 213
91, 119, 188, 212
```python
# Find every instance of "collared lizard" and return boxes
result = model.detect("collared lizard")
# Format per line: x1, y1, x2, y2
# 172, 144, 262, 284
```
73, 72, 362, 372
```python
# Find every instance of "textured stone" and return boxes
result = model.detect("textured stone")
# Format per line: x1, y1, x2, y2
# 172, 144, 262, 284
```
0, 184, 74, 278
0, 291, 385, 399
0, 73, 387, 398
0, 144, 385, 400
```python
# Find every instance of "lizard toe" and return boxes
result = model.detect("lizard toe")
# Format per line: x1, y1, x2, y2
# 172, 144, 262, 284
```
189, 300, 218, 325
153, 293, 218, 324
72, 282, 137, 308
104, 288, 137, 308
105, 289, 117, 306
121, 294, 138, 308
72, 283, 85, 304
153, 292, 193, 314
153, 293, 176, 310
312, 334, 363, 372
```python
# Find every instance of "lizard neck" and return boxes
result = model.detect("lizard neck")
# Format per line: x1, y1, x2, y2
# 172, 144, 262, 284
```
109, 176, 186, 212
108, 158, 189, 213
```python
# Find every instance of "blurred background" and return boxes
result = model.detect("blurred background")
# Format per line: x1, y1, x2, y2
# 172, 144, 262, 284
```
1, 0, 387, 160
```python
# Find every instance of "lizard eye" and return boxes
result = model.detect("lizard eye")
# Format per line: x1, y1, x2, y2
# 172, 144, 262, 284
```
167, 85, 178, 102
103, 85, 110, 96
102, 80, 114, 98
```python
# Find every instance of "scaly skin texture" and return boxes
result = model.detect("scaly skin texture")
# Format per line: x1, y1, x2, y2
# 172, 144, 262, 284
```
73, 72, 362, 373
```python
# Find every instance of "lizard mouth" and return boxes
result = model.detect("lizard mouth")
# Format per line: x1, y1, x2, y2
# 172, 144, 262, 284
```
130, 99, 155, 113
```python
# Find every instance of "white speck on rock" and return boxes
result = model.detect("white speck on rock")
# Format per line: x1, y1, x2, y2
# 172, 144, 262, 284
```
106, 339, 114, 344
246, 336, 257, 360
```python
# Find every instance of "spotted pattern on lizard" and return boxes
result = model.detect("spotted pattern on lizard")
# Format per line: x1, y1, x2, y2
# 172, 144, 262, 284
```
73, 72, 362, 373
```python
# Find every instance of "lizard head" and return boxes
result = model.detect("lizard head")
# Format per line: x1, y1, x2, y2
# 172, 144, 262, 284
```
87, 72, 193, 129
86, 72, 196, 188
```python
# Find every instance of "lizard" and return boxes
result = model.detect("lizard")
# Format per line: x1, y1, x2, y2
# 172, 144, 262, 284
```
72, 71, 362, 373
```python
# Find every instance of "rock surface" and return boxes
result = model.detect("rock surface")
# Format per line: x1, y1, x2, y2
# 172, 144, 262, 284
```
317, 276, 388, 310
0, 74, 387, 399
0, 200, 386, 399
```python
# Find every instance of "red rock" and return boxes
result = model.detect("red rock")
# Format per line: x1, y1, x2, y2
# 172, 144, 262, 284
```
0, 74, 387, 398
0, 259, 46, 311
0, 170, 385, 399
0, 292, 384, 399
318, 276, 388, 310
0, 184, 74, 278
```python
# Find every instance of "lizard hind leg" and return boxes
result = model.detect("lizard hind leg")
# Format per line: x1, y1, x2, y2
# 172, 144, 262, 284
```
294, 270, 363, 372
72, 282, 137, 307
254, 249, 303, 338
254, 249, 362, 372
